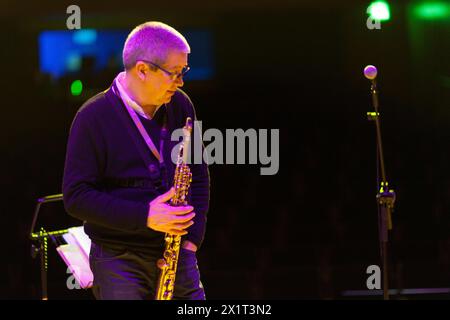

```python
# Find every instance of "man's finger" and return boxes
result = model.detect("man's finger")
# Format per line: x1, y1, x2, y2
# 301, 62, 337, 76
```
170, 206, 194, 215
171, 212, 195, 223
167, 229, 188, 236
171, 220, 194, 230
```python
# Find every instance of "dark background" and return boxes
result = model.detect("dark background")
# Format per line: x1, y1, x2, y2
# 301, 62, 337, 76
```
0, 0, 449, 299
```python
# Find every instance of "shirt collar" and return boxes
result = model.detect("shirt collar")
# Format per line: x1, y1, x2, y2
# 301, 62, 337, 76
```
114, 71, 163, 120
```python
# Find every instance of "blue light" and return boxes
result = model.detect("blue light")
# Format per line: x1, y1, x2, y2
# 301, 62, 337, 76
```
39, 29, 214, 80
73, 29, 97, 45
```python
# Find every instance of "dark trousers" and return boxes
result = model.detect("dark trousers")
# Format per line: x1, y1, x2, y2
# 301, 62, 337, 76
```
89, 242, 205, 300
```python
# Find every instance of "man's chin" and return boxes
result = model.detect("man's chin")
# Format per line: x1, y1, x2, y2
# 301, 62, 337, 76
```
161, 91, 176, 104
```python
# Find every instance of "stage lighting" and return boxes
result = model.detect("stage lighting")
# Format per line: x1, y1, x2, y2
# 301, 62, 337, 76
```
70, 80, 83, 96
414, 2, 450, 20
367, 1, 391, 21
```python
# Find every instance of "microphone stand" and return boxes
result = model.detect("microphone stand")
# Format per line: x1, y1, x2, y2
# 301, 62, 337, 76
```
367, 78, 396, 300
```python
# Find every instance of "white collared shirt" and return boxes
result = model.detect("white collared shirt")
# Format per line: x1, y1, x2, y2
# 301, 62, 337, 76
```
114, 71, 162, 120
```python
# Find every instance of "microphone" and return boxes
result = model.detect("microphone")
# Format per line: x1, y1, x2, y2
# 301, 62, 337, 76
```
364, 65, 380, 113
364, 65, 378, 81
364, 64, 378, 80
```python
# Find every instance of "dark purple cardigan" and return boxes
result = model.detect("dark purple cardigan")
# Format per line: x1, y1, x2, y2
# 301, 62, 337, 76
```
62, 84, 209, 253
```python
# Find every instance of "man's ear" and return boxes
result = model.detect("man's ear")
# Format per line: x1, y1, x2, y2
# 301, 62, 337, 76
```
135, 62, 147, 81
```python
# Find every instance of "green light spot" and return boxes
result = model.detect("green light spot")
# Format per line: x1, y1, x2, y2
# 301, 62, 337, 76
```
367, 1, 391, 21
414, 2, 450, 20
71, 80, 83, 96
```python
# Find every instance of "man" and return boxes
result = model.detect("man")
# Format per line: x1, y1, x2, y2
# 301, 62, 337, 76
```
62, 21, 210, 300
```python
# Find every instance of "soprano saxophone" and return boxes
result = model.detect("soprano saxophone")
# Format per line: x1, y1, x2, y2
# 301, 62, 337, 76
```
155, 117, 193, 300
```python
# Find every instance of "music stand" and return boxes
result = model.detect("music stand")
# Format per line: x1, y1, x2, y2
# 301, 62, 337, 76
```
29, 194, 93, 300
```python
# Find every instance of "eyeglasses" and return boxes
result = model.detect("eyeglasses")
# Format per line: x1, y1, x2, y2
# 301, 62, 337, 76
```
138, 59, 190, 81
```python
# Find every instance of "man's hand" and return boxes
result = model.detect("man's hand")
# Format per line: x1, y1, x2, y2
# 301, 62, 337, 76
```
147, 187, 195, 236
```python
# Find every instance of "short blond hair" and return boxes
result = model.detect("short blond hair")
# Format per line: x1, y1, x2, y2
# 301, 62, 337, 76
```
122, 21, 190, 70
